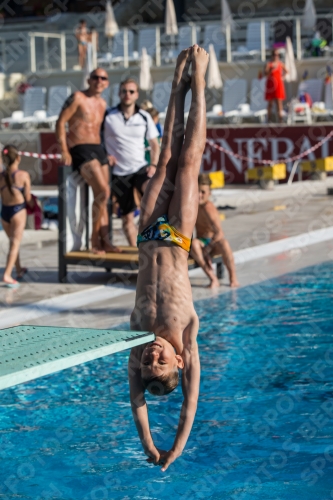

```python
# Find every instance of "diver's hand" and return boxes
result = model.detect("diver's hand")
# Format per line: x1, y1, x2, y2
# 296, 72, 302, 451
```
146, 448, 179, 471
144, 445, 160, 465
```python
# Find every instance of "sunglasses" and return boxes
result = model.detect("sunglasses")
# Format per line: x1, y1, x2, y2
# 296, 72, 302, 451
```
91, 75, 108, 81
121, 89, 136, 94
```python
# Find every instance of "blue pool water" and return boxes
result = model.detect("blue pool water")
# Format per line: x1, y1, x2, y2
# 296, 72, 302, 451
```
1, 263, 333, 499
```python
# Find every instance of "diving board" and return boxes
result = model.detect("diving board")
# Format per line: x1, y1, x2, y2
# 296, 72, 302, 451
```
0, 326, 154, 391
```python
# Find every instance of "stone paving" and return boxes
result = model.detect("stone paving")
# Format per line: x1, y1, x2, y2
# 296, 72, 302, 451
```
1, 179, 333, 329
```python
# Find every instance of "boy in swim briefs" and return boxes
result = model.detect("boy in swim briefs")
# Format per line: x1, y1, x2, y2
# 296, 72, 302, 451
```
190, 173, 239, 288
128, 45, 209, 471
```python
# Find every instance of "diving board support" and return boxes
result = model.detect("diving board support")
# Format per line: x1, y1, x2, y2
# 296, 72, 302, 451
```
0, 326, 154, 391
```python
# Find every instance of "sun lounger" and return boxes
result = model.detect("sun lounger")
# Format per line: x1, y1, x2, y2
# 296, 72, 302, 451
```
228, 78, 267, 123
203, 24, 226, 60
163, 25, 200, 63
33, 85, 71, 129
221, 79, 247, 123
0, 325, 155, 390
1, 87, 46, 129
298, 78, 323, 103
97, 30, 136, 66
232, 21, 270, 60
138, 28, 157, 59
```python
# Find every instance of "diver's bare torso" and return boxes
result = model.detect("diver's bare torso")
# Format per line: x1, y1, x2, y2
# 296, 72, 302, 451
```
131, 241, 198, 353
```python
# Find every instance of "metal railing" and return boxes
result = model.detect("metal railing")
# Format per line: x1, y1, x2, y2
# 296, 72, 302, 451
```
0, 15, 332, 75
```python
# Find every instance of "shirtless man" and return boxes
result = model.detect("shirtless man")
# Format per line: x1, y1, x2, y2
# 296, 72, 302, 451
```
75, 19, 88, 69
128, 45, 209, 471
56, 68, 119, 253
190, 173, 239, 288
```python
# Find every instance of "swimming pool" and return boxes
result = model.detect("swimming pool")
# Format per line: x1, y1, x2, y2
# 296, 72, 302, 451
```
1, 263, 333, 499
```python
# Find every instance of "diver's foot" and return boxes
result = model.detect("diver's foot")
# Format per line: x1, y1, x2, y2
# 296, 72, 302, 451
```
172, 47, 192, 91
191, 45, 209, 89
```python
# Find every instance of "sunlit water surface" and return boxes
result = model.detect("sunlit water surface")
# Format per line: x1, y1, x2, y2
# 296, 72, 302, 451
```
1, 263, 333, 499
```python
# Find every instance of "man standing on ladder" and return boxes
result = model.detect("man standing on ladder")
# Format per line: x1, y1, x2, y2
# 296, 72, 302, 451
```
56, 68, 120, 254
102, 78, 160, 246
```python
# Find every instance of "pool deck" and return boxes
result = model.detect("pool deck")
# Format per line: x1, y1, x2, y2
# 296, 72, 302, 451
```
1, 178, 333, 330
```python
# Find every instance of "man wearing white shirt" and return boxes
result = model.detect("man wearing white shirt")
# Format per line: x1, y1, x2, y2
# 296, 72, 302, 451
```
103, 78, 160, 246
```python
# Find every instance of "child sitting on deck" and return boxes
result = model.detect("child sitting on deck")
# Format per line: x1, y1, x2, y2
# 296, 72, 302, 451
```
128, 45, 209, 471
190, 173, 239, 288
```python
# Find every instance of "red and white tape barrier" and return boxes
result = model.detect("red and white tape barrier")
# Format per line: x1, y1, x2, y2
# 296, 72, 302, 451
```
3, 128, 333, 164
18, 151, 61, 160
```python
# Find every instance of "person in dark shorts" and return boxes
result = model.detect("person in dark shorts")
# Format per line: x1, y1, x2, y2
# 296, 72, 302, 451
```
56, 68, 120, 254
103, 78, 160, 246
70, 144, 108, 173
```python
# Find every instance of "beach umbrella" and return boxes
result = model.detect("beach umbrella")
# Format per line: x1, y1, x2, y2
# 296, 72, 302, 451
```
82, 43, 94, 90
207, 44, 223, 89
165, 0, 178, 36
139, 47, 153, 92
221, 0, 235, 34
302, 0, 316, 30
284, 37, 297, 82
105, 0, 119, 52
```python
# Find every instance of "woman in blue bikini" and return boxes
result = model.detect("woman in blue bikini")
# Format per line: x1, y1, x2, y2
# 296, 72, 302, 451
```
0, 145, 32, 287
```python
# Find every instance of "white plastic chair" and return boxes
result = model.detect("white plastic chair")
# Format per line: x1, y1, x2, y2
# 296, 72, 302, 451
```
298, 79, 323, 104
311, 83, 333, 121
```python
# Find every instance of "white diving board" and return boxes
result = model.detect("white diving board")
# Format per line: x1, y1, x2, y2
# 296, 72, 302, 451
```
0, 325, 154, 391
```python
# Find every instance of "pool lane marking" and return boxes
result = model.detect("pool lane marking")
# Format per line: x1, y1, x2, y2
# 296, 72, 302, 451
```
0, 285, 135, 329
1, 225, 333, 328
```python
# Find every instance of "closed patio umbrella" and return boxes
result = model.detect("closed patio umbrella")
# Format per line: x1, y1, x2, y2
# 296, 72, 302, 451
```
302, 0, 316, 30
165, 0, 178, 36
285, 37, 297, 82
139, 47, 153, 92
221, 0, 235, 33
207, 44, 223, 89
105, 0, 119, 52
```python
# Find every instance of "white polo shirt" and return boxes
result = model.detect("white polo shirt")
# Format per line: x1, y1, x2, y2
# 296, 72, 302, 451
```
102, 104, 159, 176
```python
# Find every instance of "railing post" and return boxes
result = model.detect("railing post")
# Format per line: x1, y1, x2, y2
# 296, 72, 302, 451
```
260, 20, 266, 62
43, 35, 48, 70
156, 25, 161, 67
190, 22, 197, 45
60, 32, 66, 71
296, 17, 302, 60
1, 39, 6, 73
29, 33, 36, 73
123, 28, 129, 68
226, 23, 232, 62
